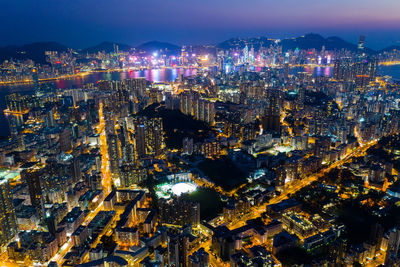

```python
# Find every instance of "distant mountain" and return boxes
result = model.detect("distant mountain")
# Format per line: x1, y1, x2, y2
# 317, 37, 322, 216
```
0, 42, 68, 64
136, 41, 180, 55
379, 45, 400, 53
281, 33, 365, 52
218, 37, 275, 50
218, 33, 375, 53
82, 41, 133, 54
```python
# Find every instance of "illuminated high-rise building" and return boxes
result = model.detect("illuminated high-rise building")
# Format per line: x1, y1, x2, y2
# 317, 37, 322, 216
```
145, 117, 165, 157
0, 174, 18, 246
21, 163, 46, 217
5, 93, 29, 113
121, 143, 135, 163
133, 116, 165, 158
243, 45, 249, 63
180, 92, 193, 116
183, 137, 194, 155
119, 164, 147, 187
168, 232, 189, 267
193, 98, 215, 125
107, 133, 120, 174
262, 88, 281, 133
59, 127, 72, 152
134, 121, 146, 159
124, 78, 147, 97
358, 35, 366, 52
333, 58, 352, 82
354, 58, 378, 88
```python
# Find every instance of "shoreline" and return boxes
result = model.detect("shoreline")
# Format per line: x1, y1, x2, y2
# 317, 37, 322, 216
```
0, 66, 198, 86
1, 63, 400, 86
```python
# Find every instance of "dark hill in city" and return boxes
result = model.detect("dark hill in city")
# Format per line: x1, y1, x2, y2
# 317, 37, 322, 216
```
82, 41, 133, 54
0, 42, 68, 64
197, 156, 249, 191
136, 103, 213, 149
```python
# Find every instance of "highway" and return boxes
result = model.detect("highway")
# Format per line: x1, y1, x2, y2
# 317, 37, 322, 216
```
97, 102, 112, 195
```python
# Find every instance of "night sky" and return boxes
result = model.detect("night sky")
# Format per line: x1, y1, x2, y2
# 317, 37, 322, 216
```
1, 0, 400, 49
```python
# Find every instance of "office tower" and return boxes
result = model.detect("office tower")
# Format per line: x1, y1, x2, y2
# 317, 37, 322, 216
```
358, 35, 366, 52
59, 127, 72, 152
243, 45, 249, 63
107, 134, 120, 174
0, 174, 18, 246
21, 164, 45, 217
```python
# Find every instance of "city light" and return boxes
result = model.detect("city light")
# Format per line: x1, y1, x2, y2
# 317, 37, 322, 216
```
0, 9, 399, 266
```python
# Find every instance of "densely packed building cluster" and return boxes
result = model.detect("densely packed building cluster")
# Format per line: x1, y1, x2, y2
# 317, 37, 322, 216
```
0, 38, 400, 267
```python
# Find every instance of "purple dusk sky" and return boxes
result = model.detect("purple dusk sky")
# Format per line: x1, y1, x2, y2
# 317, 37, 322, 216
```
1, 0, 400, 49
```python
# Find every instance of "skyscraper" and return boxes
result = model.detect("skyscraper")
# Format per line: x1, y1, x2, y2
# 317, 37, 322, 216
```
107, 134, 120, 174
133, 116, 165, 158
59, 127, 72, 152
193, 98, 215, 125
0, 174, 18, 246
262, 88, 281, 133
145, 117, 165, 157
21, 163, 46, 217
168, 232, 189, 267
358, 35, 366, 52
134, 120, 146, 159
180, 92, 193, 116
